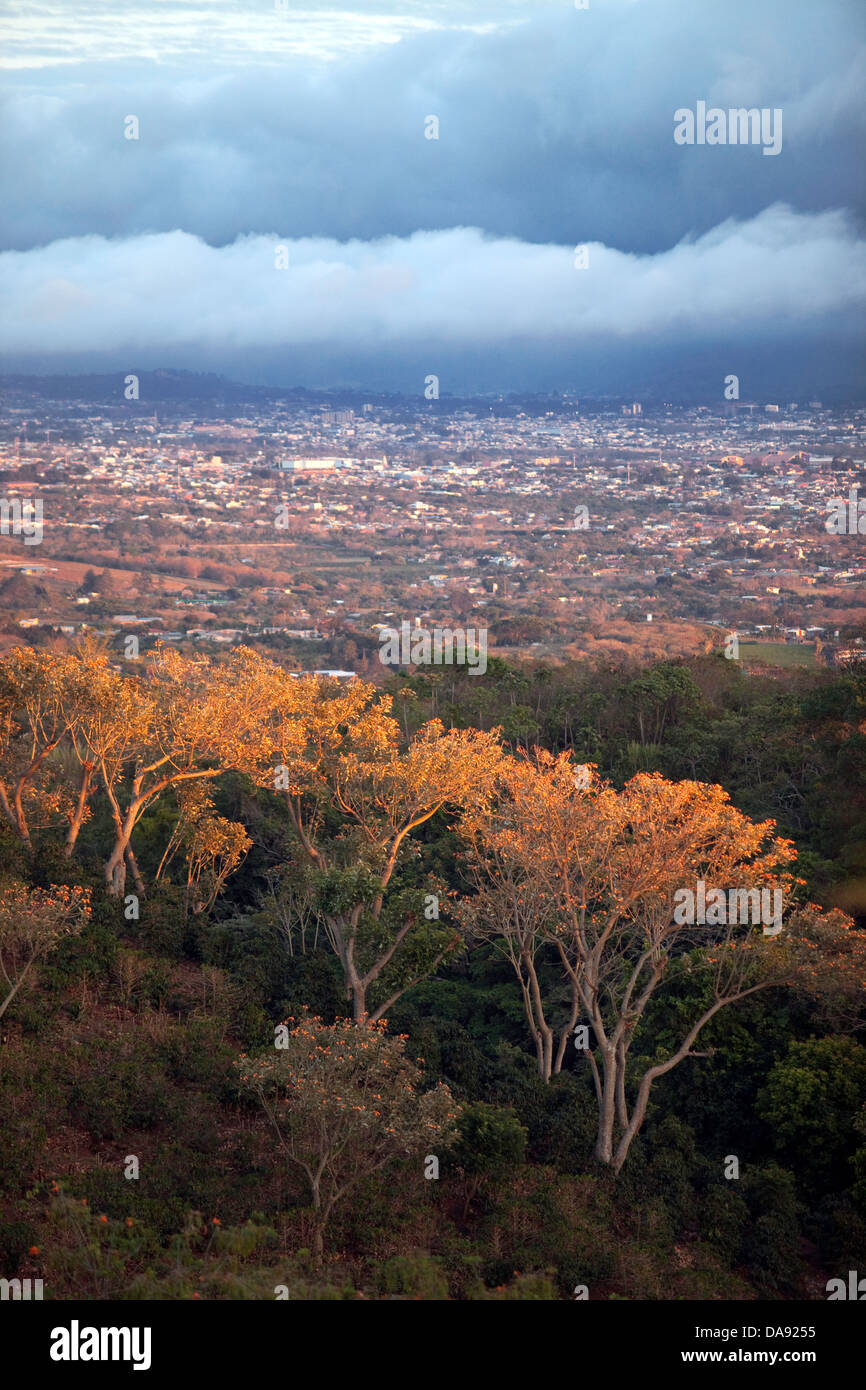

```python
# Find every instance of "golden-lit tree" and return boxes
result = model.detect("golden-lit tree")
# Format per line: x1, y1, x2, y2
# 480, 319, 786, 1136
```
66, 645, 273, 895
462, 752, 866, 1170
0, 648, 82, 848
155, 781, 252, 917
255, 673, 505, 1020
458, 841, 579, 1083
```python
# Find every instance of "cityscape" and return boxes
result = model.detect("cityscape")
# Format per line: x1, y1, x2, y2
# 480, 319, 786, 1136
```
1, 380, 864, 676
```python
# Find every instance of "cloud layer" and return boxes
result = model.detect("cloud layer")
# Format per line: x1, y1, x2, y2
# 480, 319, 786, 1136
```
3, 206, 863, 357
1, 0, 863, 392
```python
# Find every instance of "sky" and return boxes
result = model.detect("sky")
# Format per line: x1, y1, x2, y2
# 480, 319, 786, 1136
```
1, 0, 864, 397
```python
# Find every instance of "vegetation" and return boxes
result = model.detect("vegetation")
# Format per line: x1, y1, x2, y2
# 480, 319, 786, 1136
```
0, 643, 864, 1299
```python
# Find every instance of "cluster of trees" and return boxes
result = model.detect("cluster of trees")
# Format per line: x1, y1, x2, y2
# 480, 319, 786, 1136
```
388, 655, 866, 906
0, 643, 266, 893
1, 643, 863, 1185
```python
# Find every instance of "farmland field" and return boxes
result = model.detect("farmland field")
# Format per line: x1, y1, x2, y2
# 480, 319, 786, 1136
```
739, 641, 817, 668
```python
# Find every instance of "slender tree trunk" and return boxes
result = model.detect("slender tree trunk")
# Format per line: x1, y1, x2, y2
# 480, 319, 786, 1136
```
105, 840, 126, 895
11, 743, 59, 848
0, 953, 37, 1021
352, 980, 367, 1021
524, 951, 554, 1081
103, 769, 219, 897
594, 1048, 617, 1164
12, 779, 31, 849
328, 912, 368, 1021
609, 991, 763, 1173
309, 1174, 328, 1265
0, 779, 15, 832
540, 1027, 553, 1082
552, 972, 581, 1075
615, 1039, 629, 1129
125, 844, 145, 896
105, 802, 141, 897
64, 761, 93, 858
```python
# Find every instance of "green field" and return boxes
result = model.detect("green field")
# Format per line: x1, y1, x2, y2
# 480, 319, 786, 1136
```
739, 641, 816, 668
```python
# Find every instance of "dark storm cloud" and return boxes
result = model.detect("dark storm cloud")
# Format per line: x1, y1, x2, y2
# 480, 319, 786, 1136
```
1, 0, 863, 254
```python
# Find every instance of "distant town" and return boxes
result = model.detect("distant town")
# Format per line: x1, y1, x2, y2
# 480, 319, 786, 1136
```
0, 375, 863, 676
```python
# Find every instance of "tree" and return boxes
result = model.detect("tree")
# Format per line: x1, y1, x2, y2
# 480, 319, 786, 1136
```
757, 1036, 866, 1193
624, 663, 701, 747
449, 1101, 527, 1219
458, 831, 580, 1082
236, 1011, 457, 1260
154, 782, 252, 918
0, 648, 81, 849
69, 645, 271, 895
256, 673, 504, 1020
0, 880, 91, 1021
461, 751, 866, 1171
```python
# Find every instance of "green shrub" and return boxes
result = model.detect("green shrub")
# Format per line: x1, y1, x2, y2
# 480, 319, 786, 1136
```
481, 1269, 559, 1300
701, 1185, 750, 1263
377, 1253, 449, 1300
740, 1165, 802, 1292
0, 1219, 37, 1272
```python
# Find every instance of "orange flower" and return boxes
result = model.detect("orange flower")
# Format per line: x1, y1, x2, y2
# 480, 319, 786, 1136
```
211, 1217, 221, 1226
126, 1218, 134, 1227
28, 1245, 39, 1256
99, 1215, 108, 1223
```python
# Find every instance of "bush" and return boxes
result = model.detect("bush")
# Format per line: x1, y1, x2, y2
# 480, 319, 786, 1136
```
809, 1194, 866, 1270
451, 1101, 527, 1181
481, 1269, 559, 1300
757, 1037, 866, 1197
740, 1165, 802, 1293
0, 1219, 37, 1272
701, 1185, 750, 1263
69, 1045, 176, 1141
377, 1253, 449, 1300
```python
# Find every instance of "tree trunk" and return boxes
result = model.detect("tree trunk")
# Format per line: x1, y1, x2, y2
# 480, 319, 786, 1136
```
0, 953, 37, 1021
352, 981, 367, 1022
540, 1026, 553, 1082
615, 1039, 629, 1129
520, 950, 554, 1080
107, 855, 126, 896
125, 844, 145, 897
593, 1049, 617, 1164
64, 762, 93, 858
0, 780, 15, 834
12, 778, 31, 849
310, 1177, 326, 1265
105, 804, 140, 897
